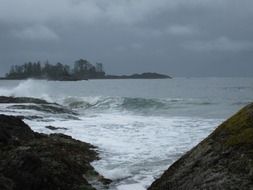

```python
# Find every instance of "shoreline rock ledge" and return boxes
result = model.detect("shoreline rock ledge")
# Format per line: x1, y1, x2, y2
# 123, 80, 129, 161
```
148, 103, 253, 190
0, 114, 111, 190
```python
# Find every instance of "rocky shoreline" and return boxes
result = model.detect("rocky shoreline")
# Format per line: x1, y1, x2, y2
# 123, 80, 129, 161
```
1, 95, 253, 190
148, 103, 253, 190
0, 114, 111, 190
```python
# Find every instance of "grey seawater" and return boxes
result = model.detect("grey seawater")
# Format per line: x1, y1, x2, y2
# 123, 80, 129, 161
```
0, 78, 252, 190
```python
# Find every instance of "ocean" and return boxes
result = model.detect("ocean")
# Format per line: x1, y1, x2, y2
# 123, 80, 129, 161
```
0, 78, 252, 190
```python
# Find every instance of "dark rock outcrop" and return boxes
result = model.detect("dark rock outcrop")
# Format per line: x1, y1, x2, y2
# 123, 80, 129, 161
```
148, 103, 253, 190
0, 96, 49, 104
45, 125, 68, 131
7, 104, 77, 115
0, 114, 110, 190
0, 96, 78, 117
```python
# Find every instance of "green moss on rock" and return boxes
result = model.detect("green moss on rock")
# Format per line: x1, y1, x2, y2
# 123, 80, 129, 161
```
212, 103, 253, 146
226, 127, 253, 146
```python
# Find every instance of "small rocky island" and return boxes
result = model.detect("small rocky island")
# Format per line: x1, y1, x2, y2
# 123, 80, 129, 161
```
2, 59, 171, 81
148, 103, 253, 189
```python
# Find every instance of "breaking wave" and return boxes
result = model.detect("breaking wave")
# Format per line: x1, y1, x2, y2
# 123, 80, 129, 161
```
62, 96, 215, 114
0, 79, 52, 101
0, 79, 218, 116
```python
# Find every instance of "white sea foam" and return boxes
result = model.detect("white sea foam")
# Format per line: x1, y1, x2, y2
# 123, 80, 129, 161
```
24, 112, 221, 190
117, 184, 146, 190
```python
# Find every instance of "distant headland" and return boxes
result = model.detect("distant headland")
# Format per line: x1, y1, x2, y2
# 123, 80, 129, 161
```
1, 59, 172, 80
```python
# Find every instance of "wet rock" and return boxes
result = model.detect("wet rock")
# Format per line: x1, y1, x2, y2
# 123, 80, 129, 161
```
7, 104, 77, 115
0, 114, 110, 190
0, 175, 14, 190
0, 115, 35, 145
45, 125, 68, 131
0, 96, 77, 115
0, 96, 49, 104
148, 103, 253, 190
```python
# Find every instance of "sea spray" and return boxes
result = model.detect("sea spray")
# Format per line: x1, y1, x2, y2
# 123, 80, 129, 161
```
0, 79, 52, 101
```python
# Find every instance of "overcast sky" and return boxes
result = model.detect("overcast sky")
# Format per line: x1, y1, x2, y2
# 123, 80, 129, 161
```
0, 0, 253, 77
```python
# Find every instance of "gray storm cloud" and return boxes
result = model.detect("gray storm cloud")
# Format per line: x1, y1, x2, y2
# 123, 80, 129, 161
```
0, 0, 253, 77
12, 25, 59, 41
183, 37, 253, 52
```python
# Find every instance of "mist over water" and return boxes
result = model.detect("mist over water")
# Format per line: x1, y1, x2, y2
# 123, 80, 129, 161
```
0, 78, 252, 189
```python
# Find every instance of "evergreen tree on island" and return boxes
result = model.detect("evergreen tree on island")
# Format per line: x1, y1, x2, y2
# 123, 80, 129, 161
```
5, 59, 105, 80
